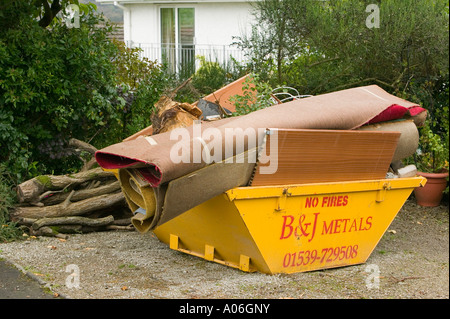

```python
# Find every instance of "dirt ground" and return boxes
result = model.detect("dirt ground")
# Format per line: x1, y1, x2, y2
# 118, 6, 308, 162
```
0, 197, 448, 300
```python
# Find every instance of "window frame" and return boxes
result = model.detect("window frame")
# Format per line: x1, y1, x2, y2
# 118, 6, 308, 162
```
158, 5, 196, 75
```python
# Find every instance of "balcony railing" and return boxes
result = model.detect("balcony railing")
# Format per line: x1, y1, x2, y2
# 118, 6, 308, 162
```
128, 42, 246, 76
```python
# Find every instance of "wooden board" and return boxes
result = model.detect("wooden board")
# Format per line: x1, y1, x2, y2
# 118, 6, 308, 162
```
198, 74, 254, 113
251, 129, 400, 186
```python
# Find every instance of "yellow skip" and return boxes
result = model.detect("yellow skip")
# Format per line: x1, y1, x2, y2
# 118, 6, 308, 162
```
153, 176, 426, 274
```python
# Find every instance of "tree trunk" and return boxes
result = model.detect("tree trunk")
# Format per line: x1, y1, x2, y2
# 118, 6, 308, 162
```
68, 138, 98, 155
12, 192, 125, 220
16, 167, 115, 203
31, 215, 114, 230
29, 226, 69, 239
41, 180, 121, 205
12, 138, 133, 236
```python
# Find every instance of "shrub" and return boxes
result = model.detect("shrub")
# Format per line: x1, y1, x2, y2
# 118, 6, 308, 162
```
0, 2, 121, 182
191, 56, 227, 95
111, 39, 170, 140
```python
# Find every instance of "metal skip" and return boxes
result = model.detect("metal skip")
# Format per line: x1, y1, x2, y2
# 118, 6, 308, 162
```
153, 176, 426, 274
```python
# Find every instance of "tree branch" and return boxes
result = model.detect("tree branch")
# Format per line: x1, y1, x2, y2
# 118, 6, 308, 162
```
38, 0, 62, 28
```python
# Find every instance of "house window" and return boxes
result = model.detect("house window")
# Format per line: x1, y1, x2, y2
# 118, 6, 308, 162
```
160, 7, 195, 77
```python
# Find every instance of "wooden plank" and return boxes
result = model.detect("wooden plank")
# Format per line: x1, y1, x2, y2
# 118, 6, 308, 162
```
197, 74, 254, 113
251, 129, 400, 186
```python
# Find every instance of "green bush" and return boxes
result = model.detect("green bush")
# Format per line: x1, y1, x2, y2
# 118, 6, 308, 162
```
111, 39, 170, 140
0, 2, 122, 182
405, 75, 449, 178
238, 0, 449, 96
174, 56, 248, 103
192, 56, 227, 95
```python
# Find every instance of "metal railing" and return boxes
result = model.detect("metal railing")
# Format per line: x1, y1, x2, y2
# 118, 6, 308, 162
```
128, 42, 246, 75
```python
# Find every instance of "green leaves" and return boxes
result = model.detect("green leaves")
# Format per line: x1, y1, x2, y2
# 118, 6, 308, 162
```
0, 1, 121, 182
230, 74, 274, 116
110, 39, 169, 140
239, 0, 449, 96
191, 56, 227, 95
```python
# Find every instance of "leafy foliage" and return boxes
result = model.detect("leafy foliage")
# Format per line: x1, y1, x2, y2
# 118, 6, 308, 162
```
407, 76, 449, 175
415, 124, 449, 173
173, 55, 248, 104
111, 39, 170, 140
0, 1, 123, 182
229, 74, 274, 115
191, 56, 227, 96
237, 0, 449, 95
0, 0, 175, 183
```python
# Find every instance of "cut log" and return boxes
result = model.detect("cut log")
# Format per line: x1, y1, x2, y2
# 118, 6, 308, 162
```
80, 157, 99, 172
11, 192, 125, 220
17, 217, 36, 226
16, 167, 115, 203
105, 224, 135, 231
29, 226, 69, 239
16, 179, 46, 204
151, 96, 202, 134
31, 215, 114, 230
30, 224, 104, 236
41, 180, 121, 205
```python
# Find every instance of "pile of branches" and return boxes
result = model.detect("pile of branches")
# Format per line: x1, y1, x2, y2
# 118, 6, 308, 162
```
11, 139, 133, 238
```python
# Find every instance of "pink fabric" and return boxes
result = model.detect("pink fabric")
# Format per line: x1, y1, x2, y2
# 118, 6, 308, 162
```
367, 105, 426, 124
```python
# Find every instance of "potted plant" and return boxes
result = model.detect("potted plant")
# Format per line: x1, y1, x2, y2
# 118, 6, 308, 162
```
412, 122, 449, 207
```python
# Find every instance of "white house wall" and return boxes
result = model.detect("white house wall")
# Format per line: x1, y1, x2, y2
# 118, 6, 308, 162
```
195, 2, 253, 46
124, 1, 254, 47
126, 4, 159, 44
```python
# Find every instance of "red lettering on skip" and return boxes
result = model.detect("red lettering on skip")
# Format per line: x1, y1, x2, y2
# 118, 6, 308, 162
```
280, 215, 294, 239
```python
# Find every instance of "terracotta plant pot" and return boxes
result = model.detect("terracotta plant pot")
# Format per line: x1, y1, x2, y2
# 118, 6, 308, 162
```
414, 171, 449, 207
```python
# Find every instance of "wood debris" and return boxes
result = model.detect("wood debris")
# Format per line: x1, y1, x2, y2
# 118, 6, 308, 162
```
151, 96, 202, 135
11, 138, 132, 238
